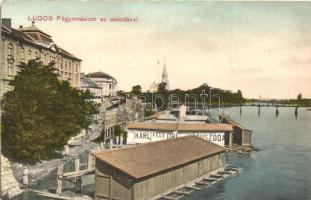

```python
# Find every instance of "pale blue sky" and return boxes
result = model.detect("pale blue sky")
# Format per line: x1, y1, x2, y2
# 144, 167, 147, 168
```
2, 0, 311, 99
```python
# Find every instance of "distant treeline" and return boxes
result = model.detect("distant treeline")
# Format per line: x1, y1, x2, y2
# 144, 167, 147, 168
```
120, 83, 245, 109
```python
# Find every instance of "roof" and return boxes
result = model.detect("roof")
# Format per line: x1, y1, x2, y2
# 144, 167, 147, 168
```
93, 136, 225, 179
145, 111, 167, 120
1, 23, 81, 61
19, 24, 51, 37
127, 122, 233, 132
80, 74, 101, 89
86, 72, 117, 82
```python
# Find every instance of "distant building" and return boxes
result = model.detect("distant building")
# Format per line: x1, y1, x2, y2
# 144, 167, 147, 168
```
86, 71, 117, 98
161, 63, 169, 90
0, 19, 81, 95
148, 80, 158, 92
80, 73, 102, 103
149, 60, 170, 92
93, 136, 225, 200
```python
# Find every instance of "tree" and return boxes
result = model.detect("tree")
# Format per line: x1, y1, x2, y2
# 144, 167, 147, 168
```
1, 59, 99, 163
297, 93, 302, 100
158, 82, 168, 94
131, 85, 142, 95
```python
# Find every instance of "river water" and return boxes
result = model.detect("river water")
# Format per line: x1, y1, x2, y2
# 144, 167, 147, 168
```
21, 106, 311, 200
184, 106, 311, 200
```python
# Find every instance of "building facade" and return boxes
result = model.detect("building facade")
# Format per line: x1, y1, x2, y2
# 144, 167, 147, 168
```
86, 72, 117, 98
93, 136, 225, 200
1, 19, 81, 96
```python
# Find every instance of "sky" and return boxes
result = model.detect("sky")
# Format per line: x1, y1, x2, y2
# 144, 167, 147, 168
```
1, 0, 311, 99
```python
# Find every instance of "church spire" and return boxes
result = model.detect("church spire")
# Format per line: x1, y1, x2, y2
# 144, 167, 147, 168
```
161, 58, 169, 90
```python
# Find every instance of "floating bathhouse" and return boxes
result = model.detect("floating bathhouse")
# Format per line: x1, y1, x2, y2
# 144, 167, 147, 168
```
92, 136, 225, 200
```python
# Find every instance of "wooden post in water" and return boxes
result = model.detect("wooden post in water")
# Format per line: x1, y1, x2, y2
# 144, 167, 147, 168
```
56, 164, 63, 195
276, 107, 279, 117
229, 132, 233, 149
22, 168, 29, 187
64, 145, 69, 156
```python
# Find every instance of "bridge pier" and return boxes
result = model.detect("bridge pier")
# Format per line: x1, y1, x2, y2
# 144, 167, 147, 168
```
295, 107, 298, 118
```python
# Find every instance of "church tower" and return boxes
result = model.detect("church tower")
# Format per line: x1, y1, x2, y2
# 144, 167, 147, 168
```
161, 60, 170, 90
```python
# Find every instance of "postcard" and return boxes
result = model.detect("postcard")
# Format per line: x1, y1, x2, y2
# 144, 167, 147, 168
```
0, 1, 310, 200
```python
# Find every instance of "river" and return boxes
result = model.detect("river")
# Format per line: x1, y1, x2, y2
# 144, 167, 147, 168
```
183, 106, 311, 200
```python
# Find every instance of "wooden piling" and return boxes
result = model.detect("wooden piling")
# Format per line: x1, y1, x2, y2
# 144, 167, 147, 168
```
56, 164, 64, 195
22, 168, 29, 187
75, 159, 82, 193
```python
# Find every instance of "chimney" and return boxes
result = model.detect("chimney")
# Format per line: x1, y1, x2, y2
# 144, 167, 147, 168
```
1, 18, 12, 28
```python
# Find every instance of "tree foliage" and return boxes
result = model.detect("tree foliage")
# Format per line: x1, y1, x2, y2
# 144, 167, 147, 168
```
1, 59, 99, 163
130, 85, 142, 95
157, 82, 168, 94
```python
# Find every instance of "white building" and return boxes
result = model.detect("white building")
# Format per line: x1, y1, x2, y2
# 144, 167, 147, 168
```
80, 73, 102, 103
126, 122, 233, 146
86, 72, 117, 98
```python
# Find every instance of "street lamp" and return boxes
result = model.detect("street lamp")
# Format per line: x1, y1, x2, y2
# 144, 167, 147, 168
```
212, 94, 224, 122
184, 94, 198, 111
200, 90, 208, 116
212, 94, 222, 112
209, 87, 213, 111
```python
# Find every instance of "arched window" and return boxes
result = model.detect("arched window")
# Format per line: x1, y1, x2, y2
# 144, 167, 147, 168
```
20, 47, 25, 61
8, 43, 13, 56
27, 49, 32, 58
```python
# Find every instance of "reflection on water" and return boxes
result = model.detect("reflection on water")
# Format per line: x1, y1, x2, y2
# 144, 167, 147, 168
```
184, 106, 311, 200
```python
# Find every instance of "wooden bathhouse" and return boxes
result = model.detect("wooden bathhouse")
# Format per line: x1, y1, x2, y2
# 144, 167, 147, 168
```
92, 136, 225, 200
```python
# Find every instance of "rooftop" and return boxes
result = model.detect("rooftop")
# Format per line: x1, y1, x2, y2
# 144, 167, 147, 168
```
1, 20, 80, 61
86, 72, 117, 82
93, 136, 225, 179
127, 122, 233, 132
80, 74, 101, 89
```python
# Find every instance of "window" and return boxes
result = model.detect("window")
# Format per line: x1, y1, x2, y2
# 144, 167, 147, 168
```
8, 60, 14, 76
65, 61, 67, 70
35, 51, 39, 58
20, 47, 25, 61
27, 50, 32, 59
8, 43, 13, 56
